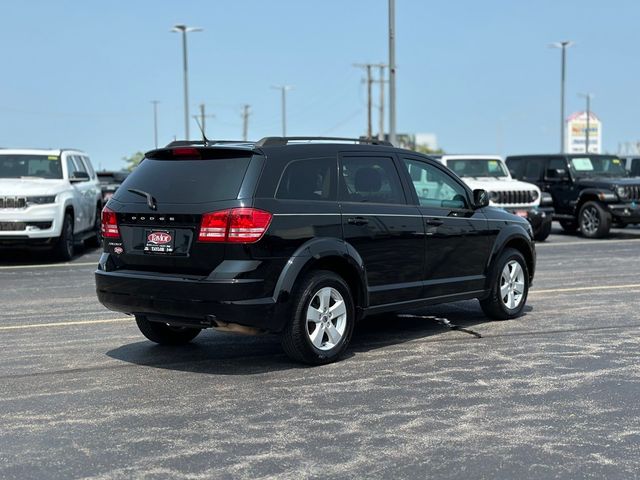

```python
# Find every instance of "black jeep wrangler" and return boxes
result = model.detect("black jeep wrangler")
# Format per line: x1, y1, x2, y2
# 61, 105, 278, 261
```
506, 154, 640, 238
96, 137, 535, 364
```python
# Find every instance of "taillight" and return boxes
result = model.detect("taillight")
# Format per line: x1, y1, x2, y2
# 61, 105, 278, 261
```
101, 206, 120, 238
172, 147, 201, 158
198, 208, 272, 243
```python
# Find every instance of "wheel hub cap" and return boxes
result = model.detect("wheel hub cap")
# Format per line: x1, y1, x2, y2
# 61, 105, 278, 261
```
306, 287, 347, 351
500, 260, 525, 310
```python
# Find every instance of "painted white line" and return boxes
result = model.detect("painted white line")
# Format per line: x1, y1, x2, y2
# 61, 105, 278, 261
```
0, 261, 97, 271
537, 238, 640, 247
531, 284, 640, 294
0, 318, 130, 331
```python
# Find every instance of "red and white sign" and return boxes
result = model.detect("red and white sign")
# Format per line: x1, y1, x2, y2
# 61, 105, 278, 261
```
147, 232, 172, 245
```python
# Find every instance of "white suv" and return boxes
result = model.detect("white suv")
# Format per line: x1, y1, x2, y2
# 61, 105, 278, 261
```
436, 155, 555, 241
0, 148, 103, 259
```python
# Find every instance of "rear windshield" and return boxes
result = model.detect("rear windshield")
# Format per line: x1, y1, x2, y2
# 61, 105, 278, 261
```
114, 156, 252, 204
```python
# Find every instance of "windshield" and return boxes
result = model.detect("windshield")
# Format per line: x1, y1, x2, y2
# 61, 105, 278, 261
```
447, 159, 509, 178
0, 154, 63, 179
569, 156, 628, 177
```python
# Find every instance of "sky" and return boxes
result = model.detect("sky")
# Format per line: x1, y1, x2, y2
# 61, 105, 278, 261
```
1, 0, 638, 170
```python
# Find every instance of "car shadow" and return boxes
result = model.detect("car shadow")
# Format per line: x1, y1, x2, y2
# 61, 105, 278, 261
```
106, 300, 524, 376
550, 224, 640, 240
0, 245, 101, 266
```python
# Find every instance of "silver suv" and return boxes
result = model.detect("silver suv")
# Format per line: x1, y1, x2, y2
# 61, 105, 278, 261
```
0, 148, 102, 259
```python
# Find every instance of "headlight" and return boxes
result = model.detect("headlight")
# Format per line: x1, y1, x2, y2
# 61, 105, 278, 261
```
531, 190, 539, 201
27, 195, 57, 205
489, 191, 499, 202
616, 186, 629, 200
540, 192, 554, 206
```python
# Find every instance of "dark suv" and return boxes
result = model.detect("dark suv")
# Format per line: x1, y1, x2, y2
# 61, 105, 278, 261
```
95, 137, 536, 364
506, 154, 640, 238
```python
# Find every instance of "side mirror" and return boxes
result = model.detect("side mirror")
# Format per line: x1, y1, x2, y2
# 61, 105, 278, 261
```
544, 168, 569, 182
473, 189, 489, 209
70, 171, 90, 182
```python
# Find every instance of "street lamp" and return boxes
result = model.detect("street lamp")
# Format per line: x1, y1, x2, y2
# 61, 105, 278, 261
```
271, 85, 294, 137
550, 41, 574, 153
578, 93, 594, 154
171, 24, 202, 140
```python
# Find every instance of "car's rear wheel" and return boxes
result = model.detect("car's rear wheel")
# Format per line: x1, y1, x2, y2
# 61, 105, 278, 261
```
135, 315, 201, 345
533, 220, 552, 241
53, 212, 74, 261
559, 219, 578, 233
281, 270, 355, 365
480, 248, 529, 320
579, 201, 611, 238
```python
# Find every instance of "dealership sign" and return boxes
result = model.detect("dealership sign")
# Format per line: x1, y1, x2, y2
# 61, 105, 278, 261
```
566, 111, 601, 154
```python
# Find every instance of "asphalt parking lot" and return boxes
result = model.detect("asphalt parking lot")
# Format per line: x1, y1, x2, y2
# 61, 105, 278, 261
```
1, 224, 640, 479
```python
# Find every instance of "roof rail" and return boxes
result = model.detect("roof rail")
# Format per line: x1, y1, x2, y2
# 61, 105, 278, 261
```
255, 136, 393, 147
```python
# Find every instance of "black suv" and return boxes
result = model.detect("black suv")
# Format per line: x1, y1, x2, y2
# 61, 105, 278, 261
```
95, 137, 536, 364
506, 154, 640, 238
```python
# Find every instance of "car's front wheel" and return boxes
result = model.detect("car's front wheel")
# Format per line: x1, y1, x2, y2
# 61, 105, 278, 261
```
579, 201, 611, 238
53, 212, 74, 261
281, 270, 355, 365
480, 248, 529, 320
135, 315, 201, 345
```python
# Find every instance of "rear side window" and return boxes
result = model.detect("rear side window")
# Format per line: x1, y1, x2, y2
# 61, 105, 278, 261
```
340, 156, 405, 204
114, 156, 252, 204
276, 157, 335, 201
523, 158, 546, 182
632, 158, 640, 177
506, 157, 524, 179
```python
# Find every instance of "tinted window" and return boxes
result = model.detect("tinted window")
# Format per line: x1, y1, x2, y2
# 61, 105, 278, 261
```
548, 158, 567, 170
114, 156, 252, 204
631, 158, 640, 177
506, 157, 525, 179
71, 155, 88, 176
276, 157, 335, 201
0, 154, 62, 179
82, 156, 95, 178
523, 158, 546, 182
340, 156, 405, 204
403, 158, 468, 209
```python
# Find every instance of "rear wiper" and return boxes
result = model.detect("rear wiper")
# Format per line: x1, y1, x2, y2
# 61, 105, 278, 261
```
127, 188, 157, 210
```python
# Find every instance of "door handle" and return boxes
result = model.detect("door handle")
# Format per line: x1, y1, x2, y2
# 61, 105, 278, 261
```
425, 218, 443, 226
347, 217, 369, 226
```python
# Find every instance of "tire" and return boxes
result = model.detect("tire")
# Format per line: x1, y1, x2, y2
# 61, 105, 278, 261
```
480, 248, 529, 320
533, 220, 552, 242
559, 220, 578, 233
54, 212, 74, 261
135, 315, 201, 345
579, 201, 611, 239
86, 205, 102, 248
281, 270, 355, 365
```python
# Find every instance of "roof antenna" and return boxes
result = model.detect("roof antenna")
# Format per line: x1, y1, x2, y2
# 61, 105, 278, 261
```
193, 116, 209, 146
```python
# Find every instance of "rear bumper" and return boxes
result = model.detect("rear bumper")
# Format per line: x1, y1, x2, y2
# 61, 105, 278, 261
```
95, 261, 287, 332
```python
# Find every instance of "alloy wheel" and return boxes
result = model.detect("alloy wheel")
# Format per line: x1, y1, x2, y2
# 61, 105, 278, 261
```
306, 287, 348, 351
500, 260, 525, 310
581, 206, 600, 235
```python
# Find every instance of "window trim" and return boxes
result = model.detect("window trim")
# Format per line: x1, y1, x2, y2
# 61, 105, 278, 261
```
399, 154, 473, 210
337, 152, 410, 206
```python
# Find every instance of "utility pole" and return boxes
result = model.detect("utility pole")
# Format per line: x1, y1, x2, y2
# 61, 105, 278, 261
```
354, 63, 386, 139
241, 104, 251, 141
271, 85, 294, 137
550, 41, 574, 152
378, 65, 386, 140
579, 93, 593, 153
388, 0, 397, 145
151, 100, 160, 148
171, 24, 203, 140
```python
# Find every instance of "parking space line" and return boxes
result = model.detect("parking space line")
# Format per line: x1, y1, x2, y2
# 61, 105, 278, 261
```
0, 318, 130, 331
537, 238, 640, 247
531, 284, 640, 294
0, 261, 97, 270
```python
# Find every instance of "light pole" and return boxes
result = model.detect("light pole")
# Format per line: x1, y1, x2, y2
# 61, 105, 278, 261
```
271, 85, 294, 137
388, 0, 397, 145
171, 24, 202, 140
550, 41, 574, 152
151, 100, 159, 148
579, 93, 594, 153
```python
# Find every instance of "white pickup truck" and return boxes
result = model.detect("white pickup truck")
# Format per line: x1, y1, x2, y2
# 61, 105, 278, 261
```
437, 155, 555, 241
0, 148, 103, 259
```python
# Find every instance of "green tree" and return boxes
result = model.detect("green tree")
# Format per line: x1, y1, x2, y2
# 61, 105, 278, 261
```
123, 151, 144, 172
413, 144, 445, 155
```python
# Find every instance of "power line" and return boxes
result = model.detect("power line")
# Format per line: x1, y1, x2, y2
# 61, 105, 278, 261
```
354, 63, 386, 139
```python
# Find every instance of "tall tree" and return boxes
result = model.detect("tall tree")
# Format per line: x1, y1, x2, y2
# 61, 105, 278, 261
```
123, 151, 144, 172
